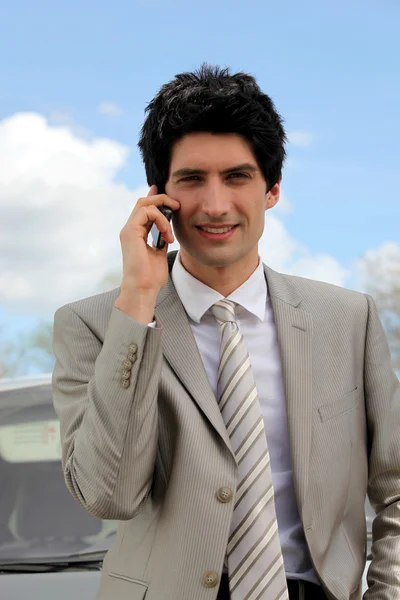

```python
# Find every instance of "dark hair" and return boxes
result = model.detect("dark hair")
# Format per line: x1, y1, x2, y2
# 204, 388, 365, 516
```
138, 63, 287, 192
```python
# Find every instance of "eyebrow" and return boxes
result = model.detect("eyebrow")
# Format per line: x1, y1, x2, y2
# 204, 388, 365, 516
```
171, 162, 258, 179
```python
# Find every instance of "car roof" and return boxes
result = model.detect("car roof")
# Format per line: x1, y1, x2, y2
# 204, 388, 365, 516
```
0, 373, 52, 393
0, 374, 53, 414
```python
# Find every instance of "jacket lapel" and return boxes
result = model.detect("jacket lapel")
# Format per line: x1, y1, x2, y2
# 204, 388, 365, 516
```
264, 265, 313, 516
154, 273, 235, 460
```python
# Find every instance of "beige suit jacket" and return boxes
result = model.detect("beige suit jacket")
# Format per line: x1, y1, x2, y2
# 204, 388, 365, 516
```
52, 251, 400, 600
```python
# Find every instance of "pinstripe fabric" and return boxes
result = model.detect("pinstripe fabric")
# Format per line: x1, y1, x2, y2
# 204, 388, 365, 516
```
212, 299, 288, 600
51, 251, 400, 600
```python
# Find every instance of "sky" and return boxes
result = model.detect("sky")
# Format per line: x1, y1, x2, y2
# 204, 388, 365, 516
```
1, 0, 399, 375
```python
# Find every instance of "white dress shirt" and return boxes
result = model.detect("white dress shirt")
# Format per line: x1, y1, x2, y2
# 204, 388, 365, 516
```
155, 252, 319, 584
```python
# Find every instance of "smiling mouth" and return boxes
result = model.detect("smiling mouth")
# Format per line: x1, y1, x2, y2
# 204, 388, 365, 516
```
196, 225, 238, 233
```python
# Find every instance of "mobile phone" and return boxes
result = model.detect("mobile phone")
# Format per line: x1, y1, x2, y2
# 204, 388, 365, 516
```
151, 206, 173, 249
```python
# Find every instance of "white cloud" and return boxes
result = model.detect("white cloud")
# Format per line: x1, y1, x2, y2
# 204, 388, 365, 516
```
354, 241, 400, 294
288, 254, 350, 286
258, 214, 350, 286
287, 130, 314, 147
0, 112, 351, 321
97, 102, 124, 117
0, 113, 128, 189
0, 113, 135, 318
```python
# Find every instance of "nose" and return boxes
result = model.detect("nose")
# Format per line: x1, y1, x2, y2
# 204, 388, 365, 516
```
200, 181, 231, 217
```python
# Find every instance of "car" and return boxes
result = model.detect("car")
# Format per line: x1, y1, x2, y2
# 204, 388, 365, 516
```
0, 373, 118, 600
0, 374, 373, 598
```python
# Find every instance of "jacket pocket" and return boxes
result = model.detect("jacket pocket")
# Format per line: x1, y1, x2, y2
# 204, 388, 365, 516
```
106, 572, 148, 599
318, 387, 360, 422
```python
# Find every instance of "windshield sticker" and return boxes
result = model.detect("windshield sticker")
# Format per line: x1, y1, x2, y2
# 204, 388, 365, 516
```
0, 420, 61, 462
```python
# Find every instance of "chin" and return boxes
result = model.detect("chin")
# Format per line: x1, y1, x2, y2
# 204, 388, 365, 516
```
192, 248, 246, 269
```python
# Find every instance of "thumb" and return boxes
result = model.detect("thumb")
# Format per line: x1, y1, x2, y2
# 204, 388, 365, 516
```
147, 184, 158, 197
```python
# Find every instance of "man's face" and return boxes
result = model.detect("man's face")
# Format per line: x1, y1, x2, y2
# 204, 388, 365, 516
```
165, 132, 280, 273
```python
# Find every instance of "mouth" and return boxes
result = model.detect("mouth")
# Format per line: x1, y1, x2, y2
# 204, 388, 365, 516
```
195, 224, 238, 241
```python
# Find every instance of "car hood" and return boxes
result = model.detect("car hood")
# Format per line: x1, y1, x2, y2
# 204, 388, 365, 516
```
1, 570, 102, 600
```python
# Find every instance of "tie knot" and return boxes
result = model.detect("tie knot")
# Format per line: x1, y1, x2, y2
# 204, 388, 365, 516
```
211, 299, 237, 325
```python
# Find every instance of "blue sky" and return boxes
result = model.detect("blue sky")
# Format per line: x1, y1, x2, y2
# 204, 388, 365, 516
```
1, 0, 399, 374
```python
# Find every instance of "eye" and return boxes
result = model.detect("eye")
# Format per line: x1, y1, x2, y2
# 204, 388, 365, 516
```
179, 172, 249, 183
229, 172, 249, 179
180, 175, 201, 182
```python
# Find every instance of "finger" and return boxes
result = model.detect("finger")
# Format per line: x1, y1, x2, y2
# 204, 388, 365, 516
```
137, 192, 180, 211
147, 184, 158, 197
148, 209, 174, 244
151, 239, 169, 253
160, 241, 169, 253
133, 205, 174, 243
136, 204, 175, 240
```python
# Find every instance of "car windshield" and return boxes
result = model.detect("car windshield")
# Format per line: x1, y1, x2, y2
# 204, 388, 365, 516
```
0, 379, 117, 563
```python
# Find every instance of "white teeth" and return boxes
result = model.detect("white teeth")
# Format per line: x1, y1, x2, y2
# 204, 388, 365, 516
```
201, 226, 234, 233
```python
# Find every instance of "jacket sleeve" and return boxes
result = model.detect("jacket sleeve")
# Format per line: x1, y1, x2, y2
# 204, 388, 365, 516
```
52, 304, 163, 520
363, 293, 400, 597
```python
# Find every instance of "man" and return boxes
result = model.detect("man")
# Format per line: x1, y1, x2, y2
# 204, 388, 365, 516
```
52, 64, 400, 600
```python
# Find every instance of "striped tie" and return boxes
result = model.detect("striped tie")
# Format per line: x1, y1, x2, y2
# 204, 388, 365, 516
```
211, 299, 289, 600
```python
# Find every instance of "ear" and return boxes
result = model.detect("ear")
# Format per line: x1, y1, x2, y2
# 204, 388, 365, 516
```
265, 179, 281, 210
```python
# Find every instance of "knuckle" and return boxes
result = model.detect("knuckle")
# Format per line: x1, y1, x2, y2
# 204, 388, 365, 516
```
136, 205, 152, 220
119, 228, 129, 242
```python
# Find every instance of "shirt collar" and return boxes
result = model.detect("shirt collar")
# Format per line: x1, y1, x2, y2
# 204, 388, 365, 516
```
171, 251, 267, 323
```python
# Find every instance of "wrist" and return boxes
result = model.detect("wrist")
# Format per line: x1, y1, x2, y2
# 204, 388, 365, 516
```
114, 289, 158, 324
119, 286, 159, 301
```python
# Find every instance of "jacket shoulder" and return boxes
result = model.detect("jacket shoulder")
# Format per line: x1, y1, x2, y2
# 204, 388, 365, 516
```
54, 287, 120, 330
279, 271, 368, 313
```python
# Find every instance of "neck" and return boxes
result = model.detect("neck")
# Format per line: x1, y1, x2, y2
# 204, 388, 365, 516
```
178, 250, 260, 297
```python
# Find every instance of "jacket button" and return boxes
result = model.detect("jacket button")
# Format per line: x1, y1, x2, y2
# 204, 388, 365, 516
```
217, 487, 233, 503
121, 369, 131, 380
202, 571, 218, 588
120, 378, 130, 389
123, 359, 133, 370
129, 343, 138, 353
127, 352, 137, 362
